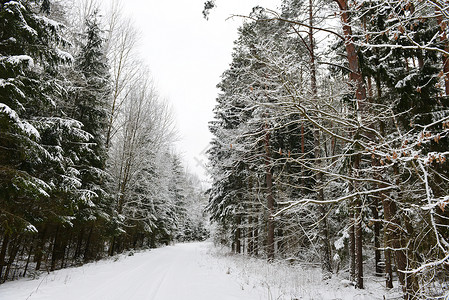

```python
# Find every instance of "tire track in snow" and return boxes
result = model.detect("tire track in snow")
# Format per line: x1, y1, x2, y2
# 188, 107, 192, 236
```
85, 247, 176, 300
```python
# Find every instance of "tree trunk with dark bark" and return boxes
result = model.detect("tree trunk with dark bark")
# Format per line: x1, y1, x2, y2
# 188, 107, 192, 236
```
35, 225, 48, 271
371, 198, 382, 276
391, 164, 418, 299
349, 216, 356, 282
334, 0, 367, 288
247, 215, 254, 255
355, 206, 364, 289
265, 131, 275, 261
235, 215, 241, 254
354, 154, 364, 289
84, 225, 94, 262
254, 216, 259, 256
334, 0, 367, 104
0, 234, 9, 279
50, 225, 60, 272
23, 244, 33, 278
3, 235, 22, 282
73, 226, 84, 260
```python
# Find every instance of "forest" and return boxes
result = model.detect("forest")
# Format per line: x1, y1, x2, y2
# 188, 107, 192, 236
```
0, 0, 208, 283
1, 0, 449, 299
206, 0, 449, 299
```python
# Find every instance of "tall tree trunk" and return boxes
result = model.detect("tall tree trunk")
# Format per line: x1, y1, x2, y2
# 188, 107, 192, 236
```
3, 235, 22, 283
319, 203, 333, 278
348, 158, 356, 282
254, 216, 259, 256
353, 154, 364, 289
376, 76, 394, 289
368, 72, 382, 277
247, 174, 254, 255
50, 225, 60, 272
383, 190, 404, 290
301, 124, 305, 189
60, 231, 69, 269
334, 0, 367, 289
349, 215, 356, 282
149, 234, 156, 249
371, 197, 382, 276
380, 158, 394, 289
235, 215, 241, 254
73, 226, 85, 260
266, 170, 274, 261
307, 0, 332, 277
371, 156, 382, 277
314, 128, 332, 278
35, 225, 48, 271
391, 164, 418, 299
265, 124, 275, 261
109, 236, 116, 256
0, 234, 9, 279
315, 125, 332, 277
247, 215, 254, 255
384, 247, 394, 288
355, 203, 364, 289
23, 244, 33, 278
84, 225, 94, 262
334, 0, 367, 105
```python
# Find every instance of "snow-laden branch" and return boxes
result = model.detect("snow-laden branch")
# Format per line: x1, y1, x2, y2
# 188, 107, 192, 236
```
273, 185, 396, 218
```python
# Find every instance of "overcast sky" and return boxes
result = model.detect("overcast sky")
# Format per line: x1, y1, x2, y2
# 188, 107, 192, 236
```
105, 0, 280, 183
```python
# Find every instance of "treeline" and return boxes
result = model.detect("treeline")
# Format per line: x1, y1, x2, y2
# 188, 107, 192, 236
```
207, 0, 449, 299
0, 0, 208, 282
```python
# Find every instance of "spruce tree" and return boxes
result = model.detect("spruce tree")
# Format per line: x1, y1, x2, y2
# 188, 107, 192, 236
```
0, 0, 81, 235
0, 0, 99, 276
69, 9, 112, 261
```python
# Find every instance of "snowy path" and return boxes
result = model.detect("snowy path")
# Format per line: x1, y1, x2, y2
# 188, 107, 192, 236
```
0, 242, 264, 300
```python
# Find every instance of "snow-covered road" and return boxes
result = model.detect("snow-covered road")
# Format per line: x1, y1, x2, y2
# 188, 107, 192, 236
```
0, 242, 263, 300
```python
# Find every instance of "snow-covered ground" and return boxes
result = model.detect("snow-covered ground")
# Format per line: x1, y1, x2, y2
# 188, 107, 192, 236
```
0, 242, 402, 300
207, 245, 403, 299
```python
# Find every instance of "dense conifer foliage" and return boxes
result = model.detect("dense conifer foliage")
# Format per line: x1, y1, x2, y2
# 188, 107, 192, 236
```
207, 0, 449, 298
0, 0, 208, 282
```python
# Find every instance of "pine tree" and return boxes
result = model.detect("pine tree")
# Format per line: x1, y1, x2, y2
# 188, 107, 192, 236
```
208, 11, 317, 259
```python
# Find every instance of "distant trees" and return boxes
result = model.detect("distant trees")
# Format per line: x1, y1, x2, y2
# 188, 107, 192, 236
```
0, 0, 208, 282
207, 0, 449, 299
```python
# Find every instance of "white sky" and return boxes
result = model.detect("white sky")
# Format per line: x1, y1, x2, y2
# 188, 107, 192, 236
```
105, 0, 280, 183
